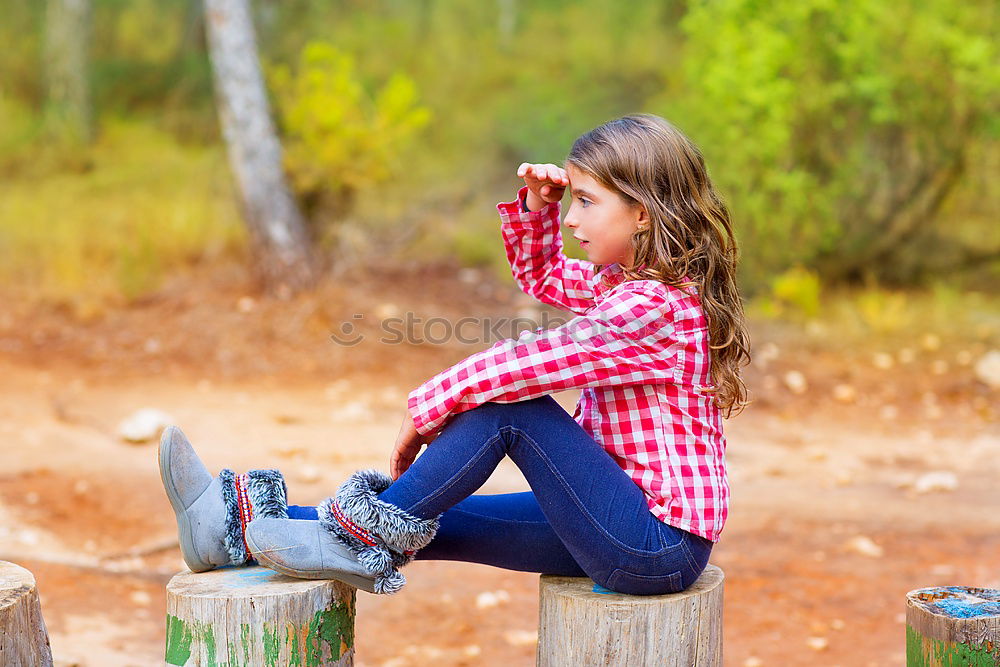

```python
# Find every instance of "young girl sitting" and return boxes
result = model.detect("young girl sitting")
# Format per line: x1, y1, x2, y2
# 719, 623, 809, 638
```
159, 113, 751, 596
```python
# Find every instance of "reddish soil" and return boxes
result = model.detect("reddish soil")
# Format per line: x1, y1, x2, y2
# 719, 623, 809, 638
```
0, 260, 996, 666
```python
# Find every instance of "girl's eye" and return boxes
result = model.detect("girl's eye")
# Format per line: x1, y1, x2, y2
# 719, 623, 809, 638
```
579, 197, 592, 208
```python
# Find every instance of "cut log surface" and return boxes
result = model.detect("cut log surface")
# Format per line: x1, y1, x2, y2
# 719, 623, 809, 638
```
906, 586, 1000, 666
165, 566, 356, 666
537, 564, 724, 666
0, 560, 53, 667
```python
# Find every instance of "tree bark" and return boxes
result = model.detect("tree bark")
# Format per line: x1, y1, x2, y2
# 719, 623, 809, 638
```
0, 561, 54, 667
44, 0, 92, 144
537, 565, 724, 666
203, 0, 317, 294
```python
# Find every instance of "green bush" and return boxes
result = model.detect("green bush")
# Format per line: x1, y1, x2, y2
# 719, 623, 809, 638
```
0, 121, 243, 311
269, 42, 431, 230
664, 0, 998, 288
769, 266, 823, 319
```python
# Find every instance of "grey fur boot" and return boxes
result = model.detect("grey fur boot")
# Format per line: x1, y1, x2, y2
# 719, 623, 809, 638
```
319, 469, 440, 593
247, 470, 439, 594
244, 518, 380, 593
159, 425, 288, 572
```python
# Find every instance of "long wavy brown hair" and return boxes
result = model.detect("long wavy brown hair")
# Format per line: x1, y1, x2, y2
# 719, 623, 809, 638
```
566, 113, 751, 416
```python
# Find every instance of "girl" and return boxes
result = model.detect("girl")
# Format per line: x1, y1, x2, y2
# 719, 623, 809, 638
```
159, 113, 750, 596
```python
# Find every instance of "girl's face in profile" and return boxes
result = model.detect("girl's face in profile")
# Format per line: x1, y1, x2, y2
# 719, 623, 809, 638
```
563, 165, 647, 267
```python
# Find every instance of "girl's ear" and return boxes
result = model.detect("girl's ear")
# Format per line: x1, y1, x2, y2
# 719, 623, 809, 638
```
635, 204, 650, 230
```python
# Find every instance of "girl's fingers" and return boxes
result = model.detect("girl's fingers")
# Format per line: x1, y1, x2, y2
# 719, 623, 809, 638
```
545, 164, 565, 184
392, 450, 410, 479
518, 162, 568, 185
398, 450, 417, 478
541, 185, 550, 196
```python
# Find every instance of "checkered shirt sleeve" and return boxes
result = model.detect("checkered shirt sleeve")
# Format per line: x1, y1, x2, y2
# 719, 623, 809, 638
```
497, 186, 597, 315
407, 284, 678, 435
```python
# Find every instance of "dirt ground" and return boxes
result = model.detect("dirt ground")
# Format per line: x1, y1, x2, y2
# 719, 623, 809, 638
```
0, 260, 997, 666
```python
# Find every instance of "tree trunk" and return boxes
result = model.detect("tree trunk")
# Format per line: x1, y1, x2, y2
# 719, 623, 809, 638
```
0, 561, 54, 667
497, 0, 516, 46
906, 586, 1000, 666
44, 0, 92, 144
203, 0, 317, 294
537, 565, 724, 666
165, 566, 355, 666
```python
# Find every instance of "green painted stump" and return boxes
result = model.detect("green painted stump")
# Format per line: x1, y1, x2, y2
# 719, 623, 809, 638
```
165, 566, 355, 667
906, 586, 1000, 666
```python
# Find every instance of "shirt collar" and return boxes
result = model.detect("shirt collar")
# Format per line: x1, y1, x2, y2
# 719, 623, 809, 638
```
594, 263, 627, 298
594, 262, 657, 298
595, 263, 702, 301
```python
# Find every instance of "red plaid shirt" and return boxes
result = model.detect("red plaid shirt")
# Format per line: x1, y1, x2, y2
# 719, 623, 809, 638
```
407, 186, 729, 542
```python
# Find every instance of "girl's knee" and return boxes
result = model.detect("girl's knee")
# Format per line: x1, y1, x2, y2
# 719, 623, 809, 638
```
463, 396, 559, 425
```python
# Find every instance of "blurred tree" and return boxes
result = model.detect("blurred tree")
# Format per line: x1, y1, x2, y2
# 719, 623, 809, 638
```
44, 0, 93, 144
203, 0, 315, 294
666, 0, 998, 287
497, 0, 517, 46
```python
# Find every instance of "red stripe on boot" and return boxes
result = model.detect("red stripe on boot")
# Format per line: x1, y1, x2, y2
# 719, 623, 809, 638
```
331, 502, 378, 546
234, 473, 254, 562
331, 502, 415, 556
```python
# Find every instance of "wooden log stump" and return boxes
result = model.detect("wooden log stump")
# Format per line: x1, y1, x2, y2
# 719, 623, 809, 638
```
906, 586, 1000, 666
0, 560, 53, 667
537, 564, 724, 666
165, 566, 356, 666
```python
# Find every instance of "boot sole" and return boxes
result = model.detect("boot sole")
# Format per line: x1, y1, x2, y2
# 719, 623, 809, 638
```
158, 429, 213, 573
246, 531, 379, 594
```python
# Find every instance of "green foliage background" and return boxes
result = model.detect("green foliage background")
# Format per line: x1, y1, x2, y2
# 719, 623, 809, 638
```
0, 0, 996, 307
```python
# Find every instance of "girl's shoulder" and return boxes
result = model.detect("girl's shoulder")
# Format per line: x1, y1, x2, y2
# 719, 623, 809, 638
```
608, 278, 705, 330
614, 277, 699, 305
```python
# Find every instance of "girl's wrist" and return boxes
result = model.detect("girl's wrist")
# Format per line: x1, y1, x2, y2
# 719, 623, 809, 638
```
524, 189, 546, 212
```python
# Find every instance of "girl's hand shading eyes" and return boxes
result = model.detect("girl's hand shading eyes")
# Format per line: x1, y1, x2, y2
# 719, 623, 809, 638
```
517, 162, 569, 207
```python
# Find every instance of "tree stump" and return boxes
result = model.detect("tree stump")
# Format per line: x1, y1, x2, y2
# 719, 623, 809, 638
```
537, 564, 724, 666
0, 561, 53, 667
165, 566, 356, 666
906, 586, 1000, 666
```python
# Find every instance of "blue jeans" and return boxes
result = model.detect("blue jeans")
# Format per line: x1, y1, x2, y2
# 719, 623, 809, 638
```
287, 395, 713, 595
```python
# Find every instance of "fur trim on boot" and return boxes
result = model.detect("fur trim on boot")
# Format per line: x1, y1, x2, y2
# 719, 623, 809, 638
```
220, 469, 288, 566
317, 469, 439, 594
